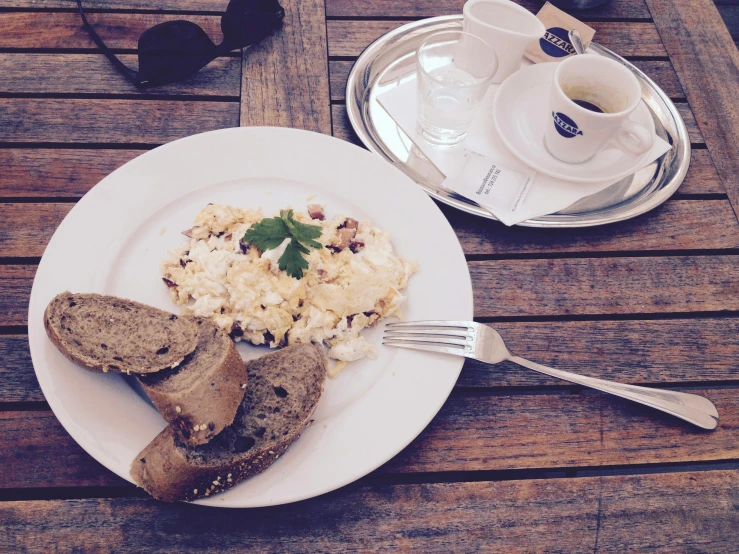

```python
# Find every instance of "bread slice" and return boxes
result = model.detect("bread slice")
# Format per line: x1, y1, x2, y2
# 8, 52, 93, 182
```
130, 343, 327, 502
44, 292, 199, 375
137, 319, 247, 447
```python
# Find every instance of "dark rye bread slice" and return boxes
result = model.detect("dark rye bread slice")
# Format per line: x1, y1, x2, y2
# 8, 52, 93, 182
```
137, 319, 247, 447
130, 343, 327, 502
44, 292, 199, 375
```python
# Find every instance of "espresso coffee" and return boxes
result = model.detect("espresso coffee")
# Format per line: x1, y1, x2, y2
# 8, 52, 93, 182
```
571, 98, 605, 113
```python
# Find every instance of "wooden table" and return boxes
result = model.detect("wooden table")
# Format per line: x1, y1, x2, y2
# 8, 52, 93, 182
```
1, 0, 738, 551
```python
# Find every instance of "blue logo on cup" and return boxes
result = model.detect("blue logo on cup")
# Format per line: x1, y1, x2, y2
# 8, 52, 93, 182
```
552, 112, 583, 138
540, 27, 575, 58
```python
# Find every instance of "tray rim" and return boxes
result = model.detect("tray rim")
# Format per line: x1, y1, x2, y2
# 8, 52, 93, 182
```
345, 15, 691, 228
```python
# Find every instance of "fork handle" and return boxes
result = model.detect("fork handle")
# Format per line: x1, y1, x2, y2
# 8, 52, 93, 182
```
508, 355, 719, 430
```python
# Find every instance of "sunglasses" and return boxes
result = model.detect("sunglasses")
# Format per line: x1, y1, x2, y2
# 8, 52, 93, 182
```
76, 0, 285, 88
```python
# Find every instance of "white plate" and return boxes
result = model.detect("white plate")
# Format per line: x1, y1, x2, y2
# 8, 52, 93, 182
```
28, 127, 473, 508
493, 62, 656, 184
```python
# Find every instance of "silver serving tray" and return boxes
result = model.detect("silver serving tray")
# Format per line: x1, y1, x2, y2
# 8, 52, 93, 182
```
345, 16, 690, 228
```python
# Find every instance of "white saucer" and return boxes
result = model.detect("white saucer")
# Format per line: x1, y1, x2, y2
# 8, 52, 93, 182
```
492, 62, 656, 184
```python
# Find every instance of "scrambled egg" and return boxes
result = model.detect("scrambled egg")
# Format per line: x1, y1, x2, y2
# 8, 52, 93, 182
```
161, 204, 417, 377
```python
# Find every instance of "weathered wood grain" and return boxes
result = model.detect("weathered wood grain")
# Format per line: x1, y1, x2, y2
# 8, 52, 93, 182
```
331, 102, 705, 148
0, 411, 126, 488
442, 199, 739, 255
1, 388, 736, 489
0, 12, 224, 50
677, 102, 703, 144
327, 21, 668, 58
459, 318, 739, 388
0, 0, 229, 9
682, 148, 728, 194
1, 471, 738, 552
0, 149, 143, 197
326, 0, 652, 20
0, 204, 73, 257
0, 98, 239, 144
645, 0, 739, 222
0, 266, 34, 326
4, 199, 739, 259
240, 0, 331, 133
0, 336, 40, 402
0, 54, 241, 96
383, 388, 739, 474
0, 146, 721, 199
330, 103, 357, 144
3, 317, 739, 402
470, 255, 739, 317
328, 59, 686, 102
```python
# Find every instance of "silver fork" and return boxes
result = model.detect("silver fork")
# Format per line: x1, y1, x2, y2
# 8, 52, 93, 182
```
384, 321, 719, 430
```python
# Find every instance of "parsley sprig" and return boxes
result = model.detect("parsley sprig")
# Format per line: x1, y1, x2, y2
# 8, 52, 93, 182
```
243, 210, 323, 279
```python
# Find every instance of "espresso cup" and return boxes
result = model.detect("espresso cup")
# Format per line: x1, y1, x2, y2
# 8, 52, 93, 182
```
463, 0, 545, 84
545, 55, 654, 164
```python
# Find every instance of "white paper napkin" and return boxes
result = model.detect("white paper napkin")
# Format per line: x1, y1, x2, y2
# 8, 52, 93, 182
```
377, 77, 672, 226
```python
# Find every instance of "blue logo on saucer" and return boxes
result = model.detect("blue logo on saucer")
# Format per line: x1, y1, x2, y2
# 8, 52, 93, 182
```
540, 27, 575, 58
552, 112, 583, 138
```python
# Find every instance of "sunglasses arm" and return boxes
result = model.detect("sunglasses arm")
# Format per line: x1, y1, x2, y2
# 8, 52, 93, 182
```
76, 0, 140, 86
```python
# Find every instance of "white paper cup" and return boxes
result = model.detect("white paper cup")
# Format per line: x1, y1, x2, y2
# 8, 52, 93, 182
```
463, 0, 545, 84
545, 55, 654, 164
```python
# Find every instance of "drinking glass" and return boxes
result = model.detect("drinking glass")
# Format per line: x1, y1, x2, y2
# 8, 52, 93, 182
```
416, 30, 498, 147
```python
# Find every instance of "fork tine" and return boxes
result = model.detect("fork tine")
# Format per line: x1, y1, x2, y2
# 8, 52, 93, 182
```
385, 320, 473, 329
383, 336, 470, 347
382, 340, 467, 357
384, 328, 471, 339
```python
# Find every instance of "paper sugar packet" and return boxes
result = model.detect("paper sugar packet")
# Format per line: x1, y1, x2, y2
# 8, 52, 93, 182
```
524, 2, 596, 63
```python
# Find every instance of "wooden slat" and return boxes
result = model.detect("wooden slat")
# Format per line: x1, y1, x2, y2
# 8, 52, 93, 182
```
4, 199, 739, 259
682, 149, 728, 194
0, 12, 223, 50
471, 255, 739, 317
0, 98, 239, 144
326, 0, 652, 20
0, 146, 722, 199
0, 412, 125, 488
1, 471, 738, 552
330, 102, 705, 148
326, 21, 667, 58
383, 388, 739, 474
676, 103, 703, 143
0, 336, 40, 402
1, 388, 737, 488
0, 265, 34, 326
4, 317, 739, 402
0, 0, 229, 9
443, 200, 739, 255
0, 54, 241, 96
645, 0, 739, 222
240, 0, 331, 133
330, 103, 358, 144
0, 149, 143, 197
0, 204, 72, 257
329, 59, 685, 102
632, 59, 685, 98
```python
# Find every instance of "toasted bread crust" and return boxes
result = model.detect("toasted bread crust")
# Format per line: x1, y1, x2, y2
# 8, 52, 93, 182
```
130, 344, 327, 502
44, 292, 200, 375
138, 325, 247, 447
130, 416, 308, 502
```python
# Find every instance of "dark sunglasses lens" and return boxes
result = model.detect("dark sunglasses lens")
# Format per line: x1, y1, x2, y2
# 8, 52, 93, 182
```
137, 21, 217, 86
221, 0, 285, 47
